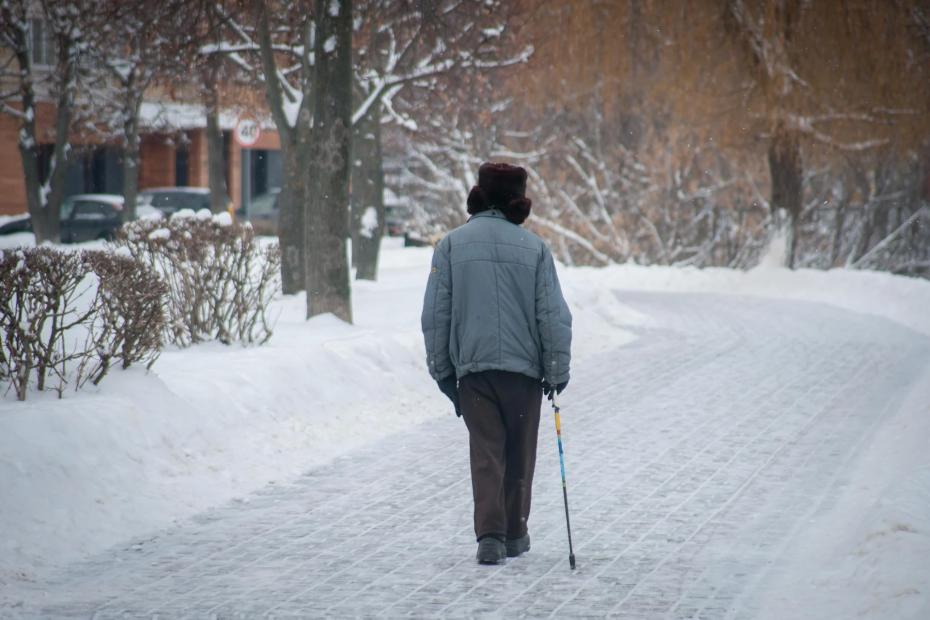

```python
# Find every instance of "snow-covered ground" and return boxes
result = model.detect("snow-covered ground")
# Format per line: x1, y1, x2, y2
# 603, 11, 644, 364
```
1, 233, 928, 617
0, 235, 640, 584
755, 356, 930, 620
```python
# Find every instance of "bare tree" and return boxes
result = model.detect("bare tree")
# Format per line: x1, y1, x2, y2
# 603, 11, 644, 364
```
501, 1, 929, 274
0, 0, 92, 243
387, 72, 517, 237
196, 0, 238, 214
89, 0, 203, 221
394, 75, 770, 270
350, 0, 532, 281
203, 1, 315, 294
794, 150, 930, 275
209, 1, 357, 317
716, 0, 930, 267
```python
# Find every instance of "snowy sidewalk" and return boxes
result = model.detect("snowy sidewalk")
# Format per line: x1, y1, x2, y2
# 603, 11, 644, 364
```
5, 291, 929, 619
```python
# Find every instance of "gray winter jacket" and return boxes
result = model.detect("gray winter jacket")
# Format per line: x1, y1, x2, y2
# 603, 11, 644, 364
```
421, 209, 572, 385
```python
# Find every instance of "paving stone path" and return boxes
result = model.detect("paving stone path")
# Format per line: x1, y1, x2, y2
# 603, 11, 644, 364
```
6, 292, 929, 619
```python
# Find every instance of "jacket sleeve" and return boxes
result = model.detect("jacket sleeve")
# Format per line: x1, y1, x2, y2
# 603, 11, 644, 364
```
421, 237, 455, 382
535, 244, 572, 385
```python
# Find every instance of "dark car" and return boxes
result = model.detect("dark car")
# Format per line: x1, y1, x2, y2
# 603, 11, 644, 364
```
236, 189, 280, 236
138, 187, 210, 215
385, 205, 410, 237
0, 194, 157, 243
0, 214, 32, 236
62, 194, 131, 243
139, 187, 234, 218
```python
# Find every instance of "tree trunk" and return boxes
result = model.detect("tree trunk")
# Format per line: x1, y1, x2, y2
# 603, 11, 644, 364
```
787, 211, 801, 269
17, 114, 47, 241
42, 105, 72, 244
853, 201, 875, 264
768, 123, 803, 268
351, 102, 385, 281
872, 161, 892, 246
830, 200, 847, 266
921, 143, 930, 203
7, 18, 43, 240
205, 71, 228, 214
121, 100, 141, 223
40, 35, 79, 244
307, 0, 353, 322
9, 23, 68, 244
254, 5, 306, 294
205, 107, 227, 214
278, 145, 307, 295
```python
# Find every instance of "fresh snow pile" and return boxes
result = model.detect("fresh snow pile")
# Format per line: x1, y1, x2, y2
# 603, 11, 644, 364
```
0, 233, 928, 619
359, 207, 378, 238
212, 211, 233, 227
147, 227, 171, 240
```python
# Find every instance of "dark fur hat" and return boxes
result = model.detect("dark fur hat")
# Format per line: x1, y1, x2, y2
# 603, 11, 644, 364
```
466, 162, 532, 225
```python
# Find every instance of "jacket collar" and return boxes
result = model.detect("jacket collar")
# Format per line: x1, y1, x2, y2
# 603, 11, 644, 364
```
467, 209, 507, 223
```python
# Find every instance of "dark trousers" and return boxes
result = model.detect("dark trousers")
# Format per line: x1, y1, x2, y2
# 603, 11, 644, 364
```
458, 370, 543, 542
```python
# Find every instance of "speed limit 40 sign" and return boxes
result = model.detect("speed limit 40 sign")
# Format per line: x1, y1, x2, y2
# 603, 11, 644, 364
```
234, 115, 261, 147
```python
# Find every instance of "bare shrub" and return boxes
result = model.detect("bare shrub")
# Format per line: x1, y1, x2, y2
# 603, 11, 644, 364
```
0, 248, 94, 400
0, 247, 165, 400
114, 210, 281, 347
81, 251, 167, 385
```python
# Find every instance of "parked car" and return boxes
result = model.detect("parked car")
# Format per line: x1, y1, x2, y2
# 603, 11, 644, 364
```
139, 187, 233, 218
60, 194, 127, 243
0, 194, 160, 242
385, 205, 410, 237
0, 214, 31, 236
236, 189, 280, 236
403, 231, 442, 247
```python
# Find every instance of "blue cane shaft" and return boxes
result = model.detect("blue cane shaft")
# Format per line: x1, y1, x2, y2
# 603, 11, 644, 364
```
553, 403, 575, 564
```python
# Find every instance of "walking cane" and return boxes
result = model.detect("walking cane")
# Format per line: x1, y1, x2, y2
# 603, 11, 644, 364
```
551, 391, 576, 570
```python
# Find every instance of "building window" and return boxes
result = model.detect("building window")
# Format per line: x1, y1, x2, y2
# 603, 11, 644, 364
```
175, 139, 190, 187
28, 19, 55, 67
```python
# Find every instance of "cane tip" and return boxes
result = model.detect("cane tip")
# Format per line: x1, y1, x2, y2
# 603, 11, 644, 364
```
570, 555, 576, 570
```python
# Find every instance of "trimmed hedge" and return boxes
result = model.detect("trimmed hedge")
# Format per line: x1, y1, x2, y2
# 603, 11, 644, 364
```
0, 247, 166, 400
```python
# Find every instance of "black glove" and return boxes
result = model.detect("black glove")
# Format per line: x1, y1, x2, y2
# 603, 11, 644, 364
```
542, 379, 568, 401
437, 375, 461, 417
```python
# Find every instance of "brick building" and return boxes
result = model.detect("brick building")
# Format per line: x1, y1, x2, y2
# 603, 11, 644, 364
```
0, 97, 284, 217
0, 7, 282, 220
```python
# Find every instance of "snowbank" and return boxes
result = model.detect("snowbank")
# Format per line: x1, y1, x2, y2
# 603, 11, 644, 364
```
565, 261, 930, 336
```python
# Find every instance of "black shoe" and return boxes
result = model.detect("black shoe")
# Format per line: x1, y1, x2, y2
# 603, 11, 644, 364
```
476, 537, 506, 565
505, 533, 530, 558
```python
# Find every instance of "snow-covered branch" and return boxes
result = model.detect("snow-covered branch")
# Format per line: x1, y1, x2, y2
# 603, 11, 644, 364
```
850, 207, 927, 268
532, 217, 612, 265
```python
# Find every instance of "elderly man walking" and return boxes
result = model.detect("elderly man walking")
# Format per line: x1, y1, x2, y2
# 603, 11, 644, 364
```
421, 162, 572, 565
